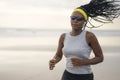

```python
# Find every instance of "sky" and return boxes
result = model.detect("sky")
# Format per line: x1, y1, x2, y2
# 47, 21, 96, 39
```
0, 0, 120, 30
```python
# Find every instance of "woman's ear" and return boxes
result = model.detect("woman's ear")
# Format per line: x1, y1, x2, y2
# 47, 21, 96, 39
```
83, 22, 87, 26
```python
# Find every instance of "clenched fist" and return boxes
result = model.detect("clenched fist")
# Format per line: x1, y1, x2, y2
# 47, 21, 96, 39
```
49, 58, 57, 70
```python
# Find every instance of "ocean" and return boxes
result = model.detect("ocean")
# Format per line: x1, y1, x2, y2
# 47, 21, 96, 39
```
0, 28, 120, 80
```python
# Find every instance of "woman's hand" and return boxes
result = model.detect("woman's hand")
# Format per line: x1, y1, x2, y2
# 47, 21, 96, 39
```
49, 58, 57, 70
71, 58, 83, 67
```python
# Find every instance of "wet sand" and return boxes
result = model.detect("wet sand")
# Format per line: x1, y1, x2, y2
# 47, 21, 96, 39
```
0, 51, 120, 80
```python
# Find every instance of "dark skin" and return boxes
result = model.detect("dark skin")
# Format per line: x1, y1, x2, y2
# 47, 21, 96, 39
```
49, 11, 104, 70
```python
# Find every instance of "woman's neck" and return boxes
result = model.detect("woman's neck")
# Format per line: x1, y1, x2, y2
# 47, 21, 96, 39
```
71, 29, 83, 36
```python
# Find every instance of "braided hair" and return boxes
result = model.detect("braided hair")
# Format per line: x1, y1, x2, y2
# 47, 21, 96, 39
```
77, 0, 120, 28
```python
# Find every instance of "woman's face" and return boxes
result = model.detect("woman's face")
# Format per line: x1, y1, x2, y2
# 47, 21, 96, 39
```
70, 12, 85, 30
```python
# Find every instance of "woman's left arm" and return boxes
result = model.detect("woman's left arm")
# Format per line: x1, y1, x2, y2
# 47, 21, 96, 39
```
82, 31, 104, 65
71, 32, 104, 66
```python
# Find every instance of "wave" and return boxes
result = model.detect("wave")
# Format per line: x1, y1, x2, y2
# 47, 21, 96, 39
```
0, 28, 120, 37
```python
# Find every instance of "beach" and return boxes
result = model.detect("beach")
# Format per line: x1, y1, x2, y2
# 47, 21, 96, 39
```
0, 0, 120, 79
0, 51, 120, 80
0, 29, 120, 80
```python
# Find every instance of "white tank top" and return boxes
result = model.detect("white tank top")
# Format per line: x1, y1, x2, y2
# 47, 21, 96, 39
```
62, 30, 92, 74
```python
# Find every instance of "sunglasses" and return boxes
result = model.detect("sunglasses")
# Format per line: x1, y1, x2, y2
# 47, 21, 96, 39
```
70, 16, 84, 21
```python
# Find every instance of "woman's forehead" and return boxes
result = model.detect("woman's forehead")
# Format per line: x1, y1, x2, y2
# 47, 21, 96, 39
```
72, 12, 83, 17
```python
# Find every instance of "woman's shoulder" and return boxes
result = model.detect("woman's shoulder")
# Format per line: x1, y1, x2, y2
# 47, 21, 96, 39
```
60, 33, 66, 38
59, 33, 66, 42
85, 31, 98, 43
86, 31, 96, 38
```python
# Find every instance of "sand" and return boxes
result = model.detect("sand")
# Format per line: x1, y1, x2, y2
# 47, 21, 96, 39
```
0, 50, 120, 80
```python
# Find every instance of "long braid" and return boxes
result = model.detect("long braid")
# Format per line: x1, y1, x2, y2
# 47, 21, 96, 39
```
78, 0, 120, 28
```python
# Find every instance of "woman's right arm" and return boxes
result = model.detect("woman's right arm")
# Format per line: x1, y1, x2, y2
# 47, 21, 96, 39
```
49, 33, 65, 70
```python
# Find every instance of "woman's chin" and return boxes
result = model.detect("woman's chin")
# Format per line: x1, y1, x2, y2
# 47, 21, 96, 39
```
72, 26, 82, 30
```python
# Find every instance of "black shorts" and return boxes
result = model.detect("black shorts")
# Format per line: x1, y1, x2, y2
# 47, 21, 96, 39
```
61, 70, 94, 80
